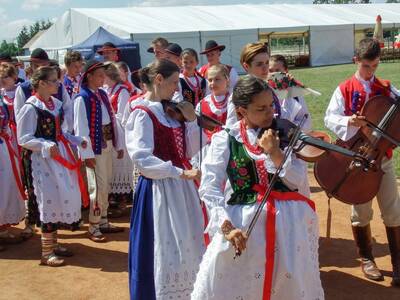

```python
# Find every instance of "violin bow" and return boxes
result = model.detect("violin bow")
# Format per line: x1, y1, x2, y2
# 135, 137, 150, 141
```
234, 114, 308, 259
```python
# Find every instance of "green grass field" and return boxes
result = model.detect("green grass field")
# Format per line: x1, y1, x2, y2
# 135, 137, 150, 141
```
290, 62, 400, 175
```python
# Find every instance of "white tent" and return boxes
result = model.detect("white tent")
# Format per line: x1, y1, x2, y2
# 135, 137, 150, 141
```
29, 3, 400, 70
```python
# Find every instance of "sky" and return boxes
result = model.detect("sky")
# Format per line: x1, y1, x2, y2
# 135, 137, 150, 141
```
0, 0, 387, 42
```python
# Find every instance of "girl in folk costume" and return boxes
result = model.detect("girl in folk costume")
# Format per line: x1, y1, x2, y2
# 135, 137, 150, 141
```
116, 61, 141, 97
63, 50, 83, 99
74, 60, 124, 243
125, 59, 206, 300
325, 38, 400, 287
0, 95, 25, 247
16, 67, 87, 266
192, 75, 324, 300
179, 48, 207, 107
104, 63, 134, 205
226, 42, 271, 128
199, 40, 239, 94
226, 43, 310, 197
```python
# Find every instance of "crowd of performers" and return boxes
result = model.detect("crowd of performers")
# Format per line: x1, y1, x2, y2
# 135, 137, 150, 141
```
0, 36, 400, 299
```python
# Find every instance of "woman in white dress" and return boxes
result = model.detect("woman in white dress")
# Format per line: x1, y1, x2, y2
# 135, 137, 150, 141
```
17, 66, 86, 266
104, 63, 134, 207
192, 75, 324, 300
125, 59, 206, 300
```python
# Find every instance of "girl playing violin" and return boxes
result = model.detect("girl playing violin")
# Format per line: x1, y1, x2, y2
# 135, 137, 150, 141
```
192, 75, 324, 300
125, 59, 206, 300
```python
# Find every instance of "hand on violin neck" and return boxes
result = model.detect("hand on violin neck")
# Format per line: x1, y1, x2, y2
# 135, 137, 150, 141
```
348, 114, 367, 128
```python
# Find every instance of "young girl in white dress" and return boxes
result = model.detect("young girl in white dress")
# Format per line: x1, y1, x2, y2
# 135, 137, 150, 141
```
192, 75, 324, 300
17, 66, 86, 266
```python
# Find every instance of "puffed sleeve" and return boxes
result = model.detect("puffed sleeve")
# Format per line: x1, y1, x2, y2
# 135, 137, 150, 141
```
184, 119, 207, 159
73, 96, 95, 159
14, 85, 26, 117
125, 108, 183, 179
60, 85, 73, 133
199, 130, 231, 235
225, 94, 238, 129
17, 104, 55, 158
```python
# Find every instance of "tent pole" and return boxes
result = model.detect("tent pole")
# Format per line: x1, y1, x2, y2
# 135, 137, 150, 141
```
130, 33, 134, 41
199, 31, 203, 66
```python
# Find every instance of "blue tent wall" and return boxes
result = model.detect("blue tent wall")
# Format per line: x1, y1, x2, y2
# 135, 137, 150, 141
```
70, 27, 141, 71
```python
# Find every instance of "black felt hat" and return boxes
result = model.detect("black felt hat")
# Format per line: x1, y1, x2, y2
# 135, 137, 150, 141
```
30, 48, 50, 62
164, 43, 183, 57
80, 60, 109, 84
0, 53, 12, 62
200, 40, 226, 55
97, 42, 120, 55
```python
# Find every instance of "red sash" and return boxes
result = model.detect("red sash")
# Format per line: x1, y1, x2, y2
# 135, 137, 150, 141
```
252, 184, 315, 300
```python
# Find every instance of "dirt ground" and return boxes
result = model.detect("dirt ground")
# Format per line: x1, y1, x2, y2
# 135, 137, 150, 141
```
1, 172, 399, 300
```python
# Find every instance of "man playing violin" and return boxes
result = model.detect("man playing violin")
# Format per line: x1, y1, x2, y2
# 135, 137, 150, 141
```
325, 38, 400, 287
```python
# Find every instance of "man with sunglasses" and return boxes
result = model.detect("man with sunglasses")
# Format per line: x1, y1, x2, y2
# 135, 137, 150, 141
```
325, 38, 400, 287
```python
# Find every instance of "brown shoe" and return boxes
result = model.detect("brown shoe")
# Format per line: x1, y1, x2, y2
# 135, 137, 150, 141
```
99, 222, 124, 234
88, 227, 107, 243
352, 224, 384, 281
40, 253, 64, 267
386, 226, 400, 287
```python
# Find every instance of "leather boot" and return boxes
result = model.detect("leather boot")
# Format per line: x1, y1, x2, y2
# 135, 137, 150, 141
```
352, 224, 384, 281
385, 226, 400, 287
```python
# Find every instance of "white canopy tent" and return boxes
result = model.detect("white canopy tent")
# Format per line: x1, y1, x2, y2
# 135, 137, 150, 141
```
29, 3, 400, 70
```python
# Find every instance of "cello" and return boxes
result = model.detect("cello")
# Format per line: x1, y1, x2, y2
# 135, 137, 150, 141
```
314, 93, 400, 205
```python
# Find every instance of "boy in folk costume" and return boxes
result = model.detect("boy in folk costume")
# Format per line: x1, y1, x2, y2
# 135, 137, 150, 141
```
325, 38, 400, 286
97, 42, 120, 63
17, 67, 87, 266
198, 40, 239, 93
63, 50, 83, 99
74, 60, 124, 242
192, 75, 323, 299
14, 48, 73, 239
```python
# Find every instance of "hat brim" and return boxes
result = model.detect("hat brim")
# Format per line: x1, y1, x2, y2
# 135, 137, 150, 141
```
81, 62, 108, 83
164, 49, 181, 57
200, 45, 225, 55
28, 57, 51, 63
147, 47, 155, 53
97, 47, 121, 55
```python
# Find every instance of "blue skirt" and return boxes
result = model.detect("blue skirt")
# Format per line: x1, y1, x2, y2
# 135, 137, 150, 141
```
128, 176, 156, 300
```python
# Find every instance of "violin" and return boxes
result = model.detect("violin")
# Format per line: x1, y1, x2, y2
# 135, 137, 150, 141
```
162, 100, 224, 131
314, 94, 400, 205
259, 118, 343, 162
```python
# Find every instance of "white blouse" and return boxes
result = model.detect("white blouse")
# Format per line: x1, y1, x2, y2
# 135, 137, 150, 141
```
125, 99, 205, 180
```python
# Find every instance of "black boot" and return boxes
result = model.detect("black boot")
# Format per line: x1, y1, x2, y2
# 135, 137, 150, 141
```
352, 224, 384, 281
385, 226, 400, 287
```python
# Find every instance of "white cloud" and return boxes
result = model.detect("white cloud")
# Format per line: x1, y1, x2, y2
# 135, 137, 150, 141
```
133, 0, 313, 6
21, 0, 67, 11
0, 18, 33, 41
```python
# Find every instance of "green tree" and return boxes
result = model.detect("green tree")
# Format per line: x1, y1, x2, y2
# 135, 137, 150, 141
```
0, 40, 20, 56
16, 26, 30, 49
386, 0, 400, 3
14, 19, 53, 54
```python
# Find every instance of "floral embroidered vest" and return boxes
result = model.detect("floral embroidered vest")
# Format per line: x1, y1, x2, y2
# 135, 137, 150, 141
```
226, 131, 291, 206
27, 103, 63, 143
180, 75, 206, 107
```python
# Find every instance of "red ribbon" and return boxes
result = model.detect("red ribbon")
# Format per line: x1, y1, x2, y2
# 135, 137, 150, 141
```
251, 184, 315, 300
52, 134, 89, 208
0, 132, 26, 200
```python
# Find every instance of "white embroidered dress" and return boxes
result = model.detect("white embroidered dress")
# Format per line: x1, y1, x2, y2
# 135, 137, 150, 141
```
17, 96, 82, 225
125, 99, 206, 299
191, 121, 324, 300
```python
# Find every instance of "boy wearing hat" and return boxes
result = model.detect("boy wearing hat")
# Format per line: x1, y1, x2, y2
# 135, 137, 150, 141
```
97, 42, 120, 63
199, 40, 239, 93
163, 43, 183, 67
74, 60, 124, 242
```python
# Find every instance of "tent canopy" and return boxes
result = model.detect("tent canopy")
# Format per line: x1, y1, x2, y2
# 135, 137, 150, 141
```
30, 3, 400, 68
